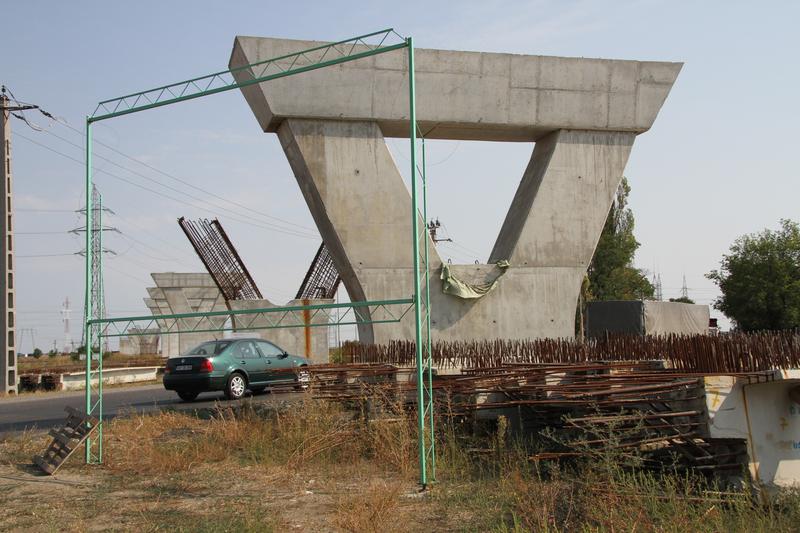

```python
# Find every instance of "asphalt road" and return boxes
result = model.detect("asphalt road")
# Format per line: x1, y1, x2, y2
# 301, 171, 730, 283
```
0, 383, 299, 435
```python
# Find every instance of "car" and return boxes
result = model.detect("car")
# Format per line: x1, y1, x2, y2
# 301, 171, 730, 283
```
163, 338, 311, 402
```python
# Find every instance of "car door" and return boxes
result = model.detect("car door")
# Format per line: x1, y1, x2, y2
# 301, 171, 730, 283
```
230, 340, 265, 384
256, 340, 288, 382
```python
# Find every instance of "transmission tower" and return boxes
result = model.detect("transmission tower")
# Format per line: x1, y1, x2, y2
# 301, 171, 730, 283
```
652, 272, 663, 301
681, 274, 689, 300
72, 186, 117, 354
16, 328, 36, 354
61, 297, 73, 353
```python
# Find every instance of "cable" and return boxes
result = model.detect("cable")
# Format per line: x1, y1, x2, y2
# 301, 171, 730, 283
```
16, 252, 77, 258
15, 230, 72, 235
110, 219, 196, 263
16, 132, 319, 240
104, 263, 152, 285
39, 128, 318, 239
51, 120, 318, 233
15, 208, 76, 213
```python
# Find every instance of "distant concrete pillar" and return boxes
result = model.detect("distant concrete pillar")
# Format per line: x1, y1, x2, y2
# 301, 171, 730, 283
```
147, 273, 228, 356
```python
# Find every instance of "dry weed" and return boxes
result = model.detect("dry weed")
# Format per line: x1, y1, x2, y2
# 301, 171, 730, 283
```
334, 479, 406, 533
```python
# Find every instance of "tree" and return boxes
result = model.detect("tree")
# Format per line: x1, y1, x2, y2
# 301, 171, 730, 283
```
32, 348, 43, 358
707, 219, 800, 331
669, 296, 695, 304
585, 178, 654, 301
577, 178, 653, 335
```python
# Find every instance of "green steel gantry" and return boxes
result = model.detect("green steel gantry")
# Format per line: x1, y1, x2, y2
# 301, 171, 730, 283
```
84, 29, 435, 486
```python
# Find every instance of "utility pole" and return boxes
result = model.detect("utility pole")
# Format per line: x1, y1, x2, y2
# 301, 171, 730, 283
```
427, 218, 452, 244
0, 86, 36, 393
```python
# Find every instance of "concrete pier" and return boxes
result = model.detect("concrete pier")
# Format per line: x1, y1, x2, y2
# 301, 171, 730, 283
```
230, 37, 681, 342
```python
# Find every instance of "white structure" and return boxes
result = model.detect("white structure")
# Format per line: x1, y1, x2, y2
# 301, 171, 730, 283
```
706, 371, 800, 490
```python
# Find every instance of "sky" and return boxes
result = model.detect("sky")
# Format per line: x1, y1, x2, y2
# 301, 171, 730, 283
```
2, 0, 798, 351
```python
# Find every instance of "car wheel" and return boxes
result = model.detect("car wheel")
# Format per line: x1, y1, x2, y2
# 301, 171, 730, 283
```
294, 367, 311, 391
225, 373, 247, 400
177, 391, 199, 402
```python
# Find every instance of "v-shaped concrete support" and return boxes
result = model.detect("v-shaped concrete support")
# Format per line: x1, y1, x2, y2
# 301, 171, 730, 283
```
230, 36, 680, 342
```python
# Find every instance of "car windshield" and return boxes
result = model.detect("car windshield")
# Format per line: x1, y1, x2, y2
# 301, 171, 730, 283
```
183, 341, 232, 356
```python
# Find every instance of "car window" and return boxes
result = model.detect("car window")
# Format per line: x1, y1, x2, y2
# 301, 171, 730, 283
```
185, 341, 232, 356
231, 341, 259, 359
256, 341, 284, 358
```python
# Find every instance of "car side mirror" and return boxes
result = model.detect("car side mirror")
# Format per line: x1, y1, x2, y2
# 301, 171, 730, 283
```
281, 351, 289, 359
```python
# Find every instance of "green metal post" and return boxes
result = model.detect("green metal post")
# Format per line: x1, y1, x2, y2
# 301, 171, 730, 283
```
407, 37, 427, 488
84, 118, 93, 463
421, 137, 435, 480
96, 190, 103, 461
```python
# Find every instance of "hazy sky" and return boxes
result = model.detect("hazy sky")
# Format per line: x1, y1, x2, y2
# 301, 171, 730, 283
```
2, 0, 798, 350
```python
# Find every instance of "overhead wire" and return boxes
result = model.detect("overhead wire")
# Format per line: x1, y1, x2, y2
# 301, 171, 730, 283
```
15, 132, 319, 240
36, 128, 319, 239
52, 119, 318, 234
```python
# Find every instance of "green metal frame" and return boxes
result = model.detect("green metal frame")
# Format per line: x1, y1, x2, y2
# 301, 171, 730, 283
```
92, 299, 415, 338
84, 28, 435, 486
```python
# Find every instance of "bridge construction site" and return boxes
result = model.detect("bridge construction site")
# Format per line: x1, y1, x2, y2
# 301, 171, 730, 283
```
1, 21, 799, 533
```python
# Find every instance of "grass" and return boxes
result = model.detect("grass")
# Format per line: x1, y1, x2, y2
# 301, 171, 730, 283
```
1, 392, 799, 532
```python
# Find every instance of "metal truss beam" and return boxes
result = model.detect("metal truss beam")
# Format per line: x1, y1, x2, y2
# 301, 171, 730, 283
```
90, 299, 414, 338
89, 29, 406, 122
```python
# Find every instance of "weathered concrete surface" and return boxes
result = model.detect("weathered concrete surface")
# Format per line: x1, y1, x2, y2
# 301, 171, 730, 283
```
146, 273, 331, 361
230, 36, 681, 342
705, 371, 800, 489
61, 366, 161, 391
230, 36, 681, 141
228, 299, 332, 365
147, 273, 228, 356
119, 328, 159, 355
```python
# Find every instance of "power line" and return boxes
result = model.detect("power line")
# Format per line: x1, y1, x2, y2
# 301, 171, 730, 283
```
53, 118, 318, 233
16, 132, 319, 240
15, 230, 71, 235
42, 127, 318, 238
15, 208, 77, 213
16, 252, 76, 258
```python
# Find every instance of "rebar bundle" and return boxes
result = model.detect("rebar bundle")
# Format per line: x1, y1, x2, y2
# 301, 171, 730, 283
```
296, 242, 342, 300
178, 217, 262, 302
341, 332, 800, 373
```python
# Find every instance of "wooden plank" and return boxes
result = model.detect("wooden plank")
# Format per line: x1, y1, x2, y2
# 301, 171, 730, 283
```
33, 455, 55, 475
48, 429, 78, 446
33, 407, 101, 476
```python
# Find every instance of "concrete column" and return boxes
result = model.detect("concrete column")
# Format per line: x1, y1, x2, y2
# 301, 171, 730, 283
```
491, 130, 635, 268
148, 274, 228, 356
278, 119, 440, 343
1, 97, 16, 393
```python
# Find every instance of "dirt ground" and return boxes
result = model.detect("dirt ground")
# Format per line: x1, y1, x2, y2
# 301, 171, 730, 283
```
0, 425, 449, 533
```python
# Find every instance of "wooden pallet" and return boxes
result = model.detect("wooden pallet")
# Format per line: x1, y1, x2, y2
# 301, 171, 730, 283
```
33, 406, 99, 475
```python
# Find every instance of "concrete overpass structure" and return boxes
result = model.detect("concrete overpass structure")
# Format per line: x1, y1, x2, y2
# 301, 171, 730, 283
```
144, 273, 330, 362
229, 36, 682, 343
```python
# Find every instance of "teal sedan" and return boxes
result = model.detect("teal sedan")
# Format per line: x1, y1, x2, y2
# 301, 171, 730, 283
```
163, 338, 311, 401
